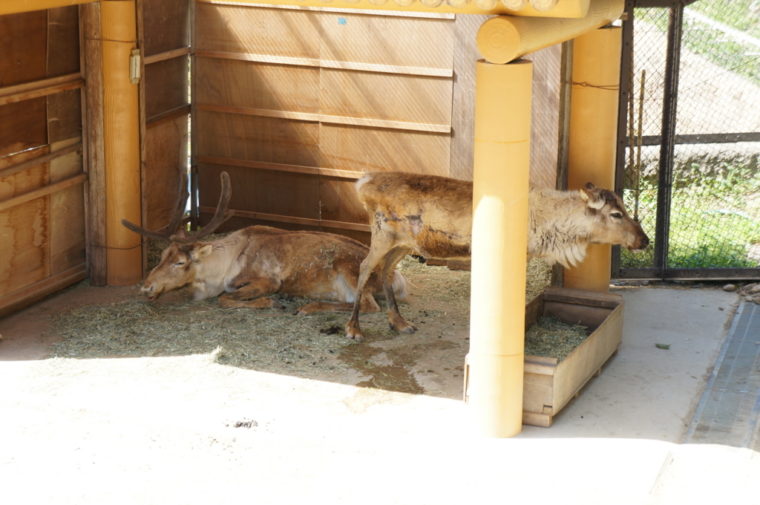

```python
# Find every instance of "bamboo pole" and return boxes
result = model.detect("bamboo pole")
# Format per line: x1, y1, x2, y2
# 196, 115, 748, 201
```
466, 59, 532, 438
101, 0, 143, 285
564, 26, 622, 292
476, 0, 623, 64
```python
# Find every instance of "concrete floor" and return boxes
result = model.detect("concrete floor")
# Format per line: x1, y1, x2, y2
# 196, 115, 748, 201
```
1, 285, 759, 504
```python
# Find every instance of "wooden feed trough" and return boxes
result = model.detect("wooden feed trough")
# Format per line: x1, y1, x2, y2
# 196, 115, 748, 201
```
522, 287, 623, 427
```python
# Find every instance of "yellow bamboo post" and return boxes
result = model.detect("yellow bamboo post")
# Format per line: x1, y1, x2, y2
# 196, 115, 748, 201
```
466, 59, 532, 438
564, 26, 622, 292
101, 0, 143, 285
475, 0, 623, 64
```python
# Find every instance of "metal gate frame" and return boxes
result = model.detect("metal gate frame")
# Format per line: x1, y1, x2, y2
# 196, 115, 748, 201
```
612, 0, 760, 280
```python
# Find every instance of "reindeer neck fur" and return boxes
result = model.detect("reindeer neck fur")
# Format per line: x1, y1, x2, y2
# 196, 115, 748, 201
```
190, 230, 248, 299
528, 188, 597, 268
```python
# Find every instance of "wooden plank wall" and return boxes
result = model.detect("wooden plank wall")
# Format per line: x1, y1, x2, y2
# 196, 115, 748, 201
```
193, 2, 456, 240
0, 6, 86, 316
192, 3, 561, 242
138, 0, 190, 238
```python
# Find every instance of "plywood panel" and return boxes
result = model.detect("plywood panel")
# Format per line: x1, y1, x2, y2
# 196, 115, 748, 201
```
320, 124, 449, 174
0, 151, 49, 200
318, 176, 366, 225
0, 11, 47, 87
47, 88, 82, 144
195, 58, 320, 114
47, 6, 80, 78
145, 56, 189, 119
531, 45, 561, 190
317, 13, 454, 70
195, 110, 320, 167
50, 182, 85, 274
320, 69, 452, 125
48, 143, 82, 182
198, 163, 320, 220
0, 98, 48, 157
144, 115, 188, 230
195, 4, 320, 59
0, 198, 48, 295
142, 0, 189, 56
450, 14, 485, 181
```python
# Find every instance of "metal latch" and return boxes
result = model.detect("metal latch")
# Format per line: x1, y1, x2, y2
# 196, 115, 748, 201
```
129, 48, 141, 84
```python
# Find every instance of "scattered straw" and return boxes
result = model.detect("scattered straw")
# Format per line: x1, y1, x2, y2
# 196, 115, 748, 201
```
51, 252, 556, 378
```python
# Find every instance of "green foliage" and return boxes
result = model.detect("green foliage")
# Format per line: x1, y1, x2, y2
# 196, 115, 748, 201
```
621, 160, 760, 270
690, 0, 760, 38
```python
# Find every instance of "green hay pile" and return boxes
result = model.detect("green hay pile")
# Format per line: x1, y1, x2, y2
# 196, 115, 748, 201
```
525, 316, 590, 362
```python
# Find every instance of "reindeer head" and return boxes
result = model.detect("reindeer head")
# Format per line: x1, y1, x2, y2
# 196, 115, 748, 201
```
580, 182, 650, 251
140, 242, 216, 299
122, 171, 232, 300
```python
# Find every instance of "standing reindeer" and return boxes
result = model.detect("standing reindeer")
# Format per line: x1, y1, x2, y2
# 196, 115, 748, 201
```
122, 171, 407, 314
345, 171, 650, 340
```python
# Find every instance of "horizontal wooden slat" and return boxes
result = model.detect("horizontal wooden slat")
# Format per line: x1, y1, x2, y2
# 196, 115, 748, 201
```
195, 103, 451, 133
0, 264, 87, 318
0, 73, 83, 106
197, 155, 363, 179
0, 142, 81, 179
198, 1, 456, 19
0, 173, 86, 213
201, 205, 370, 232
144, 47, 191, 65
195, 50, 453, 77
147, 104, 191, 126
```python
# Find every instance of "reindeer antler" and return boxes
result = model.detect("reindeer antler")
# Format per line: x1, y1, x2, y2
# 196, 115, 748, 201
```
121, 168, 189, 240
122, 170, 232, 244
171, 171, 232, 243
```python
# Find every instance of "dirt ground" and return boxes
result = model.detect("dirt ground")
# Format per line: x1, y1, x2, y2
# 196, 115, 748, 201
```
1, 258, 550, 400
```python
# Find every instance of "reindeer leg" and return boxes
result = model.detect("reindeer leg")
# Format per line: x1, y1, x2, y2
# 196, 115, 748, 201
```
219, 275, 283, 309
297, 295, 380, 315
381, 247, 415, 334
219, 296, 280, 310
345, 238, 394, 341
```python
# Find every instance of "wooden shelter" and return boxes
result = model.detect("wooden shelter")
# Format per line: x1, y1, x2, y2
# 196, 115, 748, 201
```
0, 0, 625, 437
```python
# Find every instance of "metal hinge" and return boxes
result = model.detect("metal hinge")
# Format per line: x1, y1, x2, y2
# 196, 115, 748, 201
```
129, 49, 141, 84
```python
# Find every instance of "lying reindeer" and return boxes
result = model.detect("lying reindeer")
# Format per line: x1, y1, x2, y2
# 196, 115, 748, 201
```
346, 171, 650, 340
122, 171, 407, 314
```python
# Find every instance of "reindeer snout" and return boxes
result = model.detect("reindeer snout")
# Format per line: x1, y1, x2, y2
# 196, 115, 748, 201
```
631, 232, 650, 251
140, 283, 161, 300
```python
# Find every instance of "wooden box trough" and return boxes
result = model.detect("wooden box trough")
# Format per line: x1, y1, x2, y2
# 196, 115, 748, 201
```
522, 287, 624, 427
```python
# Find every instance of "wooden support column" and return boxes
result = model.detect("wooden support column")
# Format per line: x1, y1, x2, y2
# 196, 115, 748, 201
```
99, 0, 142, 285
466, 59, 532, 438
564, 26, 622, 292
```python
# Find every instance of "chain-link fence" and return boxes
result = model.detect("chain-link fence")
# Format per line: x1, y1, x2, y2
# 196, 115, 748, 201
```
619, 1, 760, 277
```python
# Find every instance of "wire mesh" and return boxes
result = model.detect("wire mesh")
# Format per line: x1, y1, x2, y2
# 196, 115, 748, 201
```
621, 2, 760, 273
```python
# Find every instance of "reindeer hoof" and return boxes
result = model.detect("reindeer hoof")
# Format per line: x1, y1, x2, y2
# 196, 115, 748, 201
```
390, 322, 417, 334
344, 323, 364, 342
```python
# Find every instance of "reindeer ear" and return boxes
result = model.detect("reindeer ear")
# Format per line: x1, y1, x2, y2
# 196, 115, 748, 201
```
190, 244, 213, 261
580, 183, 605, 210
